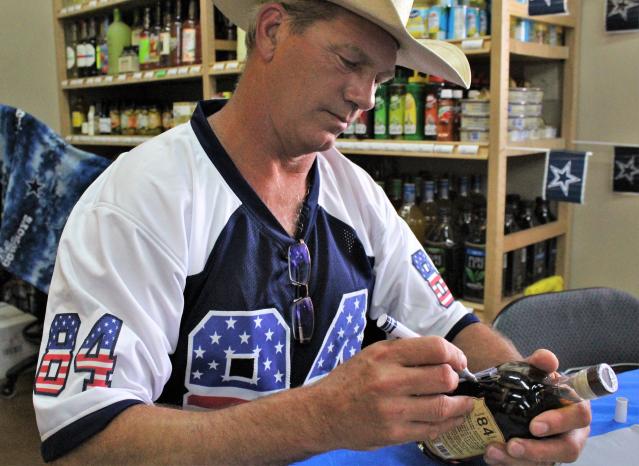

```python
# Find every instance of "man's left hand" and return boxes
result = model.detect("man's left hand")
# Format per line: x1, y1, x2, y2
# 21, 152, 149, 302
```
484, 349, 592, 465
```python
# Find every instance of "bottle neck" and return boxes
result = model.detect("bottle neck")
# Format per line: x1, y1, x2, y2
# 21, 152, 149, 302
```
562, 364, 618, 401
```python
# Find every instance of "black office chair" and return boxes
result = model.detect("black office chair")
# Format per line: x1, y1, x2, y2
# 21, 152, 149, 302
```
492, 287, 639, 374
0, 104, 111, 397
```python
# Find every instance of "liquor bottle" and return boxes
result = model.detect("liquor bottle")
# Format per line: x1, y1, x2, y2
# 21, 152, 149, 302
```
86, 103, 96, 136
86, 17, 98, 76
139, 7, 152, 70
96, 16, 109, 75
398, 183, 427, 243
436, 177, 452, 214
66, 22, 79, 79
424, 206, 462, 295
70, 96, 85, 135
462, 207, 486, 302
535, 197, 557, 276
148, 1, 162, 69
76, 20, 88, 77
159, 1, 172, 68
518, 200, 547, 285
107, 8, 131, 75
420, 362, 618, 462
181, 0, 199, 64
453, 176, 474, 242
110, 101, 121, 135
170, 0, 183, 66
436, 88, 454, 141
98, 102, 112, 135
470, 174, 486, 210
388, 177, 403, 211
130, 8, 143, 49
503, 203, 526, 296
404, 81, 425, 140
419, 180, 438, 238
424, 76, 444, 141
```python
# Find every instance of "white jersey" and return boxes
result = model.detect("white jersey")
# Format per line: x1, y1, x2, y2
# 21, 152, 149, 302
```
33, 100, 478, 461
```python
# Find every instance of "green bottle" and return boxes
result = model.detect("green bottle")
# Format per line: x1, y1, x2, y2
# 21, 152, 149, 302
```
404, 82, 425, 140
374, 84, 389, 139
107, 8, 131, 75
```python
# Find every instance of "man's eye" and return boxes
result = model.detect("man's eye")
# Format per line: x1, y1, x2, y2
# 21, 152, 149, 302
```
339, 56, 359, 70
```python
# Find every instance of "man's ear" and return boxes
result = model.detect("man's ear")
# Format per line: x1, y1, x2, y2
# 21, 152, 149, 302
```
254, 3, 287, 62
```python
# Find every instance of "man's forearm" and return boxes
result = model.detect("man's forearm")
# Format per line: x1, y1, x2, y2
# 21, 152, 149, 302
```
55, 383, 335, 466
452, 322, 521, 372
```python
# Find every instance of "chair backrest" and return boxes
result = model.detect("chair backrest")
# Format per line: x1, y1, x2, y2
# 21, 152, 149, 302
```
492, 287, 639, 373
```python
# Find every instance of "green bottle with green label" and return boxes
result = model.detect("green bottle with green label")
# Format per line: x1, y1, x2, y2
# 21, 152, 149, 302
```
374, 84, 389, 139
107, 8, 131, 75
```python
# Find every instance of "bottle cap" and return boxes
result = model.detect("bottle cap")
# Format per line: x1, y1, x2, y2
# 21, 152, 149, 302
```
614, 396, 628, 423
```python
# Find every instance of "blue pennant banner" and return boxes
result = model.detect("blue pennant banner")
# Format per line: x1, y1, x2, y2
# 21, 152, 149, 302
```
543, 150, 591, 204
529, 0, 568, 16
0, 105, 111, 292
613, 146, 639, 194
606, 0, 639, 33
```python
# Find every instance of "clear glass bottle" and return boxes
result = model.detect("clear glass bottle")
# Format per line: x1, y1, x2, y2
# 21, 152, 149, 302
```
398, 183, 427, 243
424, 206, 463, 295
419, 180, 438, 240
462, 207, 486, 302
420, 362, 618, 462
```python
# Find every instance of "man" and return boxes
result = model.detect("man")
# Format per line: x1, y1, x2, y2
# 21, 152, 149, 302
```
34, 1, 590, 464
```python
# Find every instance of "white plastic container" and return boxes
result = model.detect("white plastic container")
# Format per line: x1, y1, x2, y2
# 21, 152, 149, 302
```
460, 129, 489, 142
508, 102, 543, 116
461, 99, 490, 116
461, 115, 490, 130
509, 87, 544, 104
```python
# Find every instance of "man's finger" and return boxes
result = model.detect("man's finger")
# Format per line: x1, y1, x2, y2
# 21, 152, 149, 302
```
381, 336, 468, 372
524, 348, 559, 373
529, 401, 592, 437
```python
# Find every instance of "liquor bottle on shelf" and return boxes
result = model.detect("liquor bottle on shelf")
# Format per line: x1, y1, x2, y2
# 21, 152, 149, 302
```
86, 17, 98, 76
76, 19, 88, 77
66, 22, 79, 79
418, 179, 438, 239
107, 8, 131, 75
97, 102, 111, 135
159, 0, 172, 68
436, 88, 454, 141
462, 206, 486, 302
139, 7, 152, 70
130, 8, 143, 50
96, 15, 109, 75
436, 177, 452, 214
70, 96, 85, 135
148, 1, 162, 69
453, 176, 474, 242
535, 197, 557, 276
374, 83, 389, 139
503, 202, 526, 297
181, 0, 200, 64
109, 101, 121, 135
398, 183, 427, 243
420, 362, 618, 462
518, 200, 547, 285
470, 174, 487, 210
388, 177, 403, 211
424, 206, 462, 295
170, 0, 183, 66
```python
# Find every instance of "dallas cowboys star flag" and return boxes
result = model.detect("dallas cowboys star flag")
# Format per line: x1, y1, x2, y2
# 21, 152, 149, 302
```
529, 0, 568, 16
606, 0, 639, 32
543, 150, 591, 204
613, 146, 639, 194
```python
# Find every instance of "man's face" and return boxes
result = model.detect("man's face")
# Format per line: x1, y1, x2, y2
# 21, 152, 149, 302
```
264, 8, 398, 156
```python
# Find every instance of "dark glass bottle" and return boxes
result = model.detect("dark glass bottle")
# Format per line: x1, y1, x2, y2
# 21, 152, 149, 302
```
86, 17, 98, 76
424, 207, 463, 295
518, 200, 547, 284
139, 7, 152, 70
454, 176, 474, 243
503, 204, 526, 296
159, 1, 172, 68
170, 0, 183, 66
387, 177, 403, 211
470, 174, 486, 211
462, 207, 486, 302
535, 197, 557, 276
419, 180, 438, 240
66, 22, 79, 78
420, 362, 618, 462
77, 19, 88, 77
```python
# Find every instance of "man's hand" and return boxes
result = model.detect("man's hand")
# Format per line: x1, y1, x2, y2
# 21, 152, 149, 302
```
484, 349, 592, 465
308, 336, 476, 451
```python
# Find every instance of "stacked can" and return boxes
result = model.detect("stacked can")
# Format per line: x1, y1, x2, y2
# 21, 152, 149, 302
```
460, 95, 490, 142
407, 1, 489, 41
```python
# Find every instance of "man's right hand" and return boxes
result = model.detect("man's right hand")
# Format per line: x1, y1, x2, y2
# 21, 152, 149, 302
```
307, 336, 475, 451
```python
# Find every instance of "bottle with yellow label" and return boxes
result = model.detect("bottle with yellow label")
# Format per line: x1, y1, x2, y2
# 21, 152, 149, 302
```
420, 362, 617, 462
404, 82, 425, 140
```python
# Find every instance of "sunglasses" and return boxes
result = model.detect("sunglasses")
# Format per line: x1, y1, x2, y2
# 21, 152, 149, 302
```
288, 240, 314, 344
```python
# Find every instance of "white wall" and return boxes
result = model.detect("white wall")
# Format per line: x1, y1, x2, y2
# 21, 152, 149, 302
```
0, 0, 60, 132
570, 0, 639, 296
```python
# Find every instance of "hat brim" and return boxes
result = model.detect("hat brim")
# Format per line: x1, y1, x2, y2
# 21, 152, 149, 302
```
215, 0, 471, 88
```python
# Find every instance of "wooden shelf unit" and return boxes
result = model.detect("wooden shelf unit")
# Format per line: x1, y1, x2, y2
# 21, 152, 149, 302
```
52, 0, 581, 322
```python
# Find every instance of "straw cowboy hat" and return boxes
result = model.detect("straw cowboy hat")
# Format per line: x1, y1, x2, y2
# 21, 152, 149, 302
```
215, 0, 471, 88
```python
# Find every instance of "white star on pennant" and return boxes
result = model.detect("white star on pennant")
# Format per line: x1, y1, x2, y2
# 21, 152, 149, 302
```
615, 156, 639, 182
192, 370, 203, 380
545, 0, 552, 6
547, 161, 581, 197
239, 331, 251, 344
349, 346, 356, 357
225, 317, 237, 329
608, 0, 639, 21
354, 298, 360, 309
208, 360, 219, 370
194, 346, 205, 358
263, 358, 272, 370
346, 313, 353, 324
274, 371, 284, 383
254, 316, 263, 328
224, 346, 235, 357
317, 358, 324, 368
275, 341, 283, 354
327, 342, 334, 353
264, 329, 274, 341
209, 332, 221, 345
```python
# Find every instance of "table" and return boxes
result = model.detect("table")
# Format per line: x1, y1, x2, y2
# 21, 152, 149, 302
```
294, 369, 638, 466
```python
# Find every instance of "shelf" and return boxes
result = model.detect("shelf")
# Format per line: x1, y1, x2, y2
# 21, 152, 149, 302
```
61, 65, 203, 89
66, 134, 151, 147
209, 61, 245, 76
506, 138, 566, 157
503, 221, 567, 253
509, 0, 577, 28
58, 0, 132, 18
510, 40, 570, 60
430, 37, 492, 56
336, 140, 488, 160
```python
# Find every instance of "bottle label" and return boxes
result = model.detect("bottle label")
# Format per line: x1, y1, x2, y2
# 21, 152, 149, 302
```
76, 44, 85, 68
404, 93, 417, 135
160, 32, 171, 55
71, 111, 84, 129
422, 398, 505, 460
389, 94, 404, 135
424, 93, 438, 137
85, 44, 96, 68
139, 38, 150, 64
99, 117, 112, 134
463, 246, 485, 298
66, 46, 75, 70
424, 246, 446, 275
374, 96, 388, 135
182, 29, 197, 63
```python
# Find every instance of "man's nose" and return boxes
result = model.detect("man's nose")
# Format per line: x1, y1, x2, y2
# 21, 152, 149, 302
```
345, 77, 376, 112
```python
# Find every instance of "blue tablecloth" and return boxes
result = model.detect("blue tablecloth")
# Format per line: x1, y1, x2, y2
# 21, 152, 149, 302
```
295, 369, 639, 465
